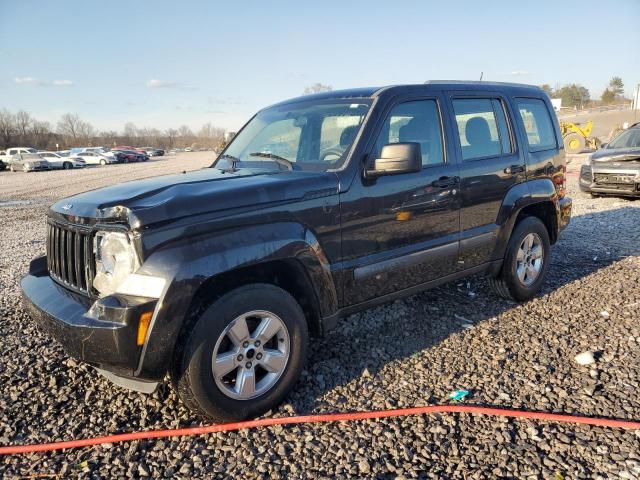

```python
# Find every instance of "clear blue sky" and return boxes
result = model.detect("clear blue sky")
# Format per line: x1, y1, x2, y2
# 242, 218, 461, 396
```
1, 0, 638, 132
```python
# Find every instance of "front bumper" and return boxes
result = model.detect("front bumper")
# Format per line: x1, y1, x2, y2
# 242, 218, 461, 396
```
21, 256, 158, 383
579, 164, 640, 197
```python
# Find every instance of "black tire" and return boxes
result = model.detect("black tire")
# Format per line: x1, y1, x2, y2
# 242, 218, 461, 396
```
172, 283, 308, 422
563, 132, 585, 154
63, 162, 72, 170
488, 216, 551, 302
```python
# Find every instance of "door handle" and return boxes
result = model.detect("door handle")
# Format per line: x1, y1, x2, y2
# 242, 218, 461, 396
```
431, 176, 458, 188
504, 164, 525, 174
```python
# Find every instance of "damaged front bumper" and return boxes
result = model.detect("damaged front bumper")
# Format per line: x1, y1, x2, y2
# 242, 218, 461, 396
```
21, 256, 159, 392
580, 163, 640, 197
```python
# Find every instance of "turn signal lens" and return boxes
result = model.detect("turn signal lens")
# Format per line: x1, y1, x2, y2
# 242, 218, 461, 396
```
137, 312, 153, 346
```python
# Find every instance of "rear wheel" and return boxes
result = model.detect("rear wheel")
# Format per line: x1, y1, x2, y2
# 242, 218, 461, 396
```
63, 162, 72, 170
488, 216, 551, 301
563, 132, 585, 154
100, 159, 107, 166
173, 284, 308, 422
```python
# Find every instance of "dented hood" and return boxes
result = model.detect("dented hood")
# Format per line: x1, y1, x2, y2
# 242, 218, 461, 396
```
49, 167, 339, 228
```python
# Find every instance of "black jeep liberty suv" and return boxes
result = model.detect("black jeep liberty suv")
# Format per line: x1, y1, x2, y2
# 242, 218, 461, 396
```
22, 82, 572, 421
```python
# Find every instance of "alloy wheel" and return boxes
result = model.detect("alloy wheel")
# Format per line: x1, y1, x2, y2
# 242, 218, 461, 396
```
516, 232, 544, 286
212, 310, 290, 400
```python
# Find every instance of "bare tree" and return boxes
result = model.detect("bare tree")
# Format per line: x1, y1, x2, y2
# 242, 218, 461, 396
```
303, 83, 333, 95
0, 109, 16, 147
123, 122, 138, 142
165, 128, 178, 148
15, 110, 33, 137
30, 119, 53, 148
57, 113, 83, 141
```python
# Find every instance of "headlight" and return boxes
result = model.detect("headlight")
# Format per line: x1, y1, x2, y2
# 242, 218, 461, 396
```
93, 231, 140, 296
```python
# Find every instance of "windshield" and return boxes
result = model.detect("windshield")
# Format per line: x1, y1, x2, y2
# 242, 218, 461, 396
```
608, 128, 640, 149
214, 99, 371, 172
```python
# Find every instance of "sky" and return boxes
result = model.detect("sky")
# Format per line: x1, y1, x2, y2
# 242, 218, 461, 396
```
1, 0, 639, 133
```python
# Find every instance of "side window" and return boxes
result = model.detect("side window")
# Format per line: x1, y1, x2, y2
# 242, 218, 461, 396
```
452, 98, 505, 161
374, 100, 444, 166
492, 99, 513, 154
516, 98, 557, 151
8, 149, 17, 155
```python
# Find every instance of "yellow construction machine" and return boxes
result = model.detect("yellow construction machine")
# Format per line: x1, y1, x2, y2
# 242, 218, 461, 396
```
560, 121, 600, 154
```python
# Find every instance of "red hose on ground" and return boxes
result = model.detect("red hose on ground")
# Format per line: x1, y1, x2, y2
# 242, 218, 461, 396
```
1, 404, 638, 455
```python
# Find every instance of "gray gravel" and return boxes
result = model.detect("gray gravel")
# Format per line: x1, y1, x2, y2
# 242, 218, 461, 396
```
1, 153, 640, 478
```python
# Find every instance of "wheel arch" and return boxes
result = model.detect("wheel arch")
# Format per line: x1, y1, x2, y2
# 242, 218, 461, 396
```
135, 222, 338, 379
493, 179, 560, 260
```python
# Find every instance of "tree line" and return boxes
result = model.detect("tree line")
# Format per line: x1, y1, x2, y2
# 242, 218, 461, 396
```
0, 110, 227, 151
539, 76, 628, 109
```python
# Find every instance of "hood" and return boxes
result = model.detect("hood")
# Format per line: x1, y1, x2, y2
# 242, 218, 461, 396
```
50, 167, 339, 229
591, 147, 640, 163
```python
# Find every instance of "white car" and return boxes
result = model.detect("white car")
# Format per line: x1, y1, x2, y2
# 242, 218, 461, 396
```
38, 151, 85, 169
74, 151, 117, 166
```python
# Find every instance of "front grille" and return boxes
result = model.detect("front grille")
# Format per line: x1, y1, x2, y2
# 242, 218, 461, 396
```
594, 173, 636, 185
47, 220, 95, 294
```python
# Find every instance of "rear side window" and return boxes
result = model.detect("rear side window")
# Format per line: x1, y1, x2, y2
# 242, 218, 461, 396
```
516, 98, 557, 151
374, 100, 445, 166
453, 98, 512, 161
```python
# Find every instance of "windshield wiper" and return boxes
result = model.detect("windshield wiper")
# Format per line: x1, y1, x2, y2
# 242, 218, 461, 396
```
248, 152, 294, 171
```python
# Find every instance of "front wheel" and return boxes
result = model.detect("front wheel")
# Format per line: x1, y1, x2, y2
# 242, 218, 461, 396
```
63, 162, 72, 170
173, 284, 308, 422
488, 216, 551, 301
100, 159, 106, 165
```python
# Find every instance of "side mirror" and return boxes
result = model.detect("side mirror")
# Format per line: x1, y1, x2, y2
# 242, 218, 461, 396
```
366, 142, 422, 178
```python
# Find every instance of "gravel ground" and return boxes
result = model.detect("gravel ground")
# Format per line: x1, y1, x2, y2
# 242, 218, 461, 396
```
1, 153, 639, 478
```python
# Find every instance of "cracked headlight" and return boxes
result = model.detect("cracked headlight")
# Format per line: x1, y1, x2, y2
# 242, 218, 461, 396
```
93, 231, 140, 297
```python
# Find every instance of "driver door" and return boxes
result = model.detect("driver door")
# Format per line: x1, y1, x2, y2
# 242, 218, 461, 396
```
339, 95, 461, 306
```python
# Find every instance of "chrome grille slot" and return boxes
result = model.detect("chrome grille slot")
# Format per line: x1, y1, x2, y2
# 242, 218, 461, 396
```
47, 220, 95, 294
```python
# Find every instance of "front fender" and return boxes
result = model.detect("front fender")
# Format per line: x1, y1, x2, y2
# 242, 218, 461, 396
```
134, 221, 337, 379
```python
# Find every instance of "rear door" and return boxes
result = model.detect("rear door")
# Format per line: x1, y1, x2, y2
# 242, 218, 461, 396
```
447, 92, 525, 268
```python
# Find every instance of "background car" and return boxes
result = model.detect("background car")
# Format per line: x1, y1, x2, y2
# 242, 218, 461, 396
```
73, 151, 117, 166
8, 153, 50, 172
111, 149, 140, 163
38, 151, 85, 169
143, 147, 165, 157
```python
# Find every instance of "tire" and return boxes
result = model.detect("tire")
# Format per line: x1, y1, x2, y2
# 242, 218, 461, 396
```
63, 162, 72, 170
100, 159, 106, 166
563, 132, 585, 154
488, 216, 551, 302
173, 283, 308, 422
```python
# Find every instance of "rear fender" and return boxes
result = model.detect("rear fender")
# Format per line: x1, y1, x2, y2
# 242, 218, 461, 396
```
135, 222, 337, 379
493, 178, 559, 259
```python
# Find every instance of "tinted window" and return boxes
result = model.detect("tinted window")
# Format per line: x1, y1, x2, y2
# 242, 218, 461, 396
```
492, 99, 513, 154
374, 100, 444, 166
453, 99, 504, 161
516, 98, 557, 151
